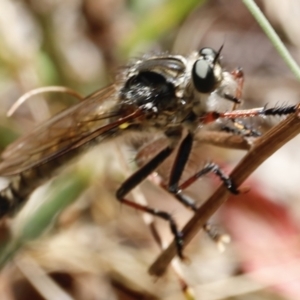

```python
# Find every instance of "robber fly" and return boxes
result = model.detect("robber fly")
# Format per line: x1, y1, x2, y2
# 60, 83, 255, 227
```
0, 47, 297, 258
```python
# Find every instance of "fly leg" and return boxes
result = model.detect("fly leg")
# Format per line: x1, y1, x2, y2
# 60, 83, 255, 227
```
220, 120, 262, 137
221, 68, 261, 137
163, 131, 239, 245
178, 162, 239, 194
116, 130, 187, 259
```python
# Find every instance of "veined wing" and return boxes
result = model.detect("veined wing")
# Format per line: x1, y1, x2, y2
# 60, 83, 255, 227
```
0, 85, 138, 176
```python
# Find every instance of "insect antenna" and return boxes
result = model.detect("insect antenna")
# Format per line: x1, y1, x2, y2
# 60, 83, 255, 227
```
213, 44, 224, 65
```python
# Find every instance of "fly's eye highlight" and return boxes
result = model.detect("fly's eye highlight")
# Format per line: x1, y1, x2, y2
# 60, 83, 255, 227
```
192, 47, 223, 94
199, 47, 217, 62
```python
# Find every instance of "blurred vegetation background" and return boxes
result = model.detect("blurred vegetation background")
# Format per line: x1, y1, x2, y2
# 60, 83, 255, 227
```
0, 0, 300, 299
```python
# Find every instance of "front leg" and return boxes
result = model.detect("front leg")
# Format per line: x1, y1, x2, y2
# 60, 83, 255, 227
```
164, 131, 239, 245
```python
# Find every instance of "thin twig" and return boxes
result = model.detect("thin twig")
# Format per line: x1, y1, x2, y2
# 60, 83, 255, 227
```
149, 109, 300, 276
15, 255, 74, 300
7, 86, 84, 117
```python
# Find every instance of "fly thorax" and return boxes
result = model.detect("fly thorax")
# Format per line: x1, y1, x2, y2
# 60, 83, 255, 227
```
121, 70, 179, 115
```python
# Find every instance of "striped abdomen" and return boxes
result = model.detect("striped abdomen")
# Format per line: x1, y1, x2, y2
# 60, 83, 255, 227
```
0, 148, 82, 218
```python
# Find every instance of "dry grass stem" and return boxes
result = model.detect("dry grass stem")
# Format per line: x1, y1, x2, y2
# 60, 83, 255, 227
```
149, 109, 300, 276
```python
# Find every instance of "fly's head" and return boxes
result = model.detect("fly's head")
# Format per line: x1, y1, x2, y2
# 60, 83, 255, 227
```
184, 46, 227, 118
191, 47, 224, 94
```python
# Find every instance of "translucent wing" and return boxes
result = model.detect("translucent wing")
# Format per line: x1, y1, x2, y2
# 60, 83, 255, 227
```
0, 85, 133, 176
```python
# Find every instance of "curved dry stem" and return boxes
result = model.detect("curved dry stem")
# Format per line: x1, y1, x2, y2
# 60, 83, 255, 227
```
7, 86, 84, 117
149, 109, 300, 276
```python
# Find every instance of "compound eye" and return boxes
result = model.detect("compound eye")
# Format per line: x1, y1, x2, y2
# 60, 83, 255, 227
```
199, 47, 217, 62
192, 59, 217, 93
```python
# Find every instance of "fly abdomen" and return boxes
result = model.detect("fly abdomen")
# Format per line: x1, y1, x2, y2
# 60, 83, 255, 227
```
0, 168, 46, 217
0, 156, 65, 218
0, 143, 89, 218
0, 182, 24, 218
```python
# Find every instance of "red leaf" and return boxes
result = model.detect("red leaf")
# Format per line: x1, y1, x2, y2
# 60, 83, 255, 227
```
221, 180, 300, 299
